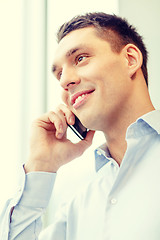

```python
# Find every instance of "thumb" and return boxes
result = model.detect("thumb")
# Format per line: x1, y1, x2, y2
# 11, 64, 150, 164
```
74, 130, 95, 155
84, 130, 95, 145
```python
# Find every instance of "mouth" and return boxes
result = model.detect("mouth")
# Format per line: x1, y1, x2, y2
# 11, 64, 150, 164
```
71, 89, 95, 109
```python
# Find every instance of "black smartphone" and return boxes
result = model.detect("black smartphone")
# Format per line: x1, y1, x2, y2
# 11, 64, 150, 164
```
67, 115, 88, 140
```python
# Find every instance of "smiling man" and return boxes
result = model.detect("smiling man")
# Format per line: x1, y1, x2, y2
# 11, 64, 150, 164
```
1, 12, 160, 240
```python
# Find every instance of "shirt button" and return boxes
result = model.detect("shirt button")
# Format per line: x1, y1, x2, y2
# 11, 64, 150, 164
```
110, 198, 117, 205
96, 150, 102, 156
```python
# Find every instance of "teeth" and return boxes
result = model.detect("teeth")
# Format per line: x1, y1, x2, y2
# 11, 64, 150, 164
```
75, 94, 86, 104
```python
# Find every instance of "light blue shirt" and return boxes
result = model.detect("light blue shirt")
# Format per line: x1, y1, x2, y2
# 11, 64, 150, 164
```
1, 110, 160, 240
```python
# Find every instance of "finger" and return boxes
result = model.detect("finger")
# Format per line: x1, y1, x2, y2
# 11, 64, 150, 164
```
34, 105, 75, 139
55, 105, 75, 138
55, 109, 67, 130
83, 130, 95, 146
57, 104, 75, 125
46, 111, 66, 139
74, 130, 95, 154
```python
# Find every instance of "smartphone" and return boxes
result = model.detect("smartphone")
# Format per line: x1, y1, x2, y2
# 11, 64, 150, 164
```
67, 115, 88, 140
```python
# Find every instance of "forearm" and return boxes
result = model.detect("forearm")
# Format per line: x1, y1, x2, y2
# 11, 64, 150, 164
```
9, 205, 43, 239
0, 167, 56, 240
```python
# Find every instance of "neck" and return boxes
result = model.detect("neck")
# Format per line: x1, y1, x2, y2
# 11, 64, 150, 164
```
103, 80, 155, 165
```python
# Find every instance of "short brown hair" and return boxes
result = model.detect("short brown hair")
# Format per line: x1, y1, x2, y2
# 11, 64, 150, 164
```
57, 12, 148, 86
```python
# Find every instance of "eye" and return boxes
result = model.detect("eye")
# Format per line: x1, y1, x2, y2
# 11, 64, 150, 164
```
57, 71, 62, 80
75, 55, 87, 65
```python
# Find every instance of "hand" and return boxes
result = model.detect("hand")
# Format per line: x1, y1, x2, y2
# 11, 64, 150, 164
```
24, 104, 95, 173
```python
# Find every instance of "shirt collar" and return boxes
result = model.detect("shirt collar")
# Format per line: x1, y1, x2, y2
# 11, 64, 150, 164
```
126, 109, 160, 138
94, 144, 111, 172
138, 109, 160, 134
95, 109, 160, 172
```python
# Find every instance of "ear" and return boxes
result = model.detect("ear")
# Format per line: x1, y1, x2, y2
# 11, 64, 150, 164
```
123, 44, 143, 79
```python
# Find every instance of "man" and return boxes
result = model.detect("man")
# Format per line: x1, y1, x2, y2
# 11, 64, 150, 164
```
1, 12, 160, 239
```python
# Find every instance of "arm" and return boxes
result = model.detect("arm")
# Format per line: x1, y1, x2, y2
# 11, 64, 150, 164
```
0, 105, 94, 239
10, 171, 56, 240
0, 167, 56, 240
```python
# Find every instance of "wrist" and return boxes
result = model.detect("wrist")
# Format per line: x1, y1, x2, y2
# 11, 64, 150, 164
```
24, 157, 58, 174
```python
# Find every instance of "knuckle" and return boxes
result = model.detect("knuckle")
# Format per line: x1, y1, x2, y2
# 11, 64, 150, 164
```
32, 116, 42, 125
48, 110, 56, 116
48, 111, 59, 122
55, 106, 64, 115
58, 103, 70, 113
56, 104, 64, 111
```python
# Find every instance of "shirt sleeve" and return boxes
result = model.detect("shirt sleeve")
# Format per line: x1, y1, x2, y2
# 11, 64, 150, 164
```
0, 166, 57, 240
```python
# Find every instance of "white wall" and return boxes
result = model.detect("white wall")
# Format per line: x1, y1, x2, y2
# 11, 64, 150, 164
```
119, 0, 160, 109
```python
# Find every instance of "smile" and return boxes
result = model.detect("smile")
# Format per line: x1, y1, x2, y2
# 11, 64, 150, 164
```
75, 94, 88, 104
71, 90, 94, 109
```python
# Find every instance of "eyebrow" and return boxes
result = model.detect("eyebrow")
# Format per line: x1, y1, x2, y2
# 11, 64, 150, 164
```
52, 45, 88, 74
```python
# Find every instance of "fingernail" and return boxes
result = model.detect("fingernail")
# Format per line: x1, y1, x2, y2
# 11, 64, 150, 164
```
69, 116, 74, 124
59, 124, 63, 132
57, 132, 63, 139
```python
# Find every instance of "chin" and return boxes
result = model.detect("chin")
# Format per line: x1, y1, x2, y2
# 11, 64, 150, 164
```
77, 106, 104, 130
80, 117, 99, 131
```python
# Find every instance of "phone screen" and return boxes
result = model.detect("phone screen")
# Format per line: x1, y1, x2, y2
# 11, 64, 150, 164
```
67, 115, 88, 140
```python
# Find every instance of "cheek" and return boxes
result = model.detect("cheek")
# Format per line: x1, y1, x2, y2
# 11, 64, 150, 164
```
80, 60, 112, 83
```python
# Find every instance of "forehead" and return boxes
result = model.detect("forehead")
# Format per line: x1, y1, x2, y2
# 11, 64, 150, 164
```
53, 27, 108, 64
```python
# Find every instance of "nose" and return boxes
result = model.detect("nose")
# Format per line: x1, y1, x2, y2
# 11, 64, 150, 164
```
60, 66, 80, 91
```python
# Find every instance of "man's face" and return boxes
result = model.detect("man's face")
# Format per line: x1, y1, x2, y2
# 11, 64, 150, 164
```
52, 27, 132, 131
